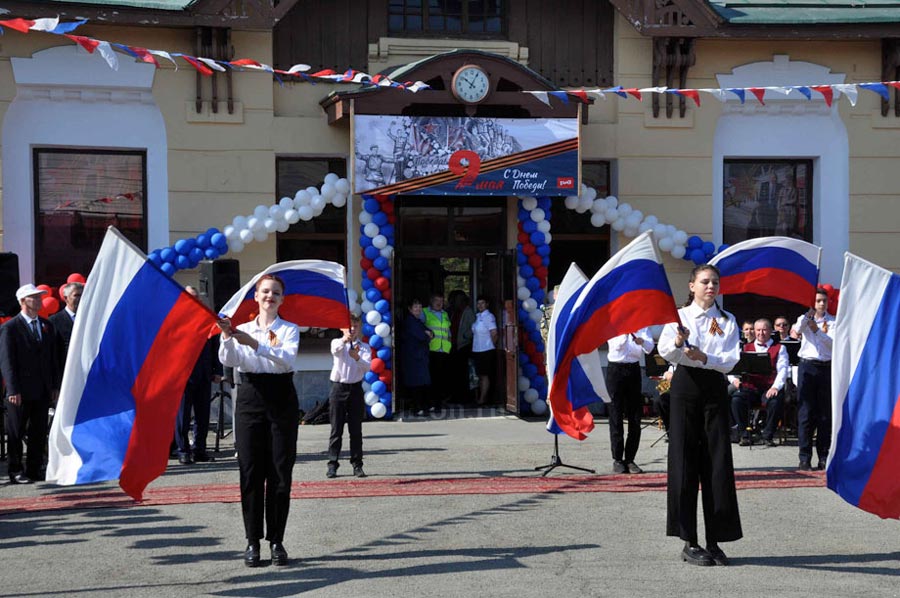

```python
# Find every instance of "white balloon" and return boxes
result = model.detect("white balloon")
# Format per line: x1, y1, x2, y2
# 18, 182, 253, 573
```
375, 322, 391, 338
224, 225, 236, 240
364, 223, 380, 238
247, 216, 262, 232
517, 286, 531, 301
564, 195, 579, 210
366, 310, 382, 326
576, 196, 592, 213
264, 218, 278, 233
269, 205, 284, 219
530, 208, 546, 222
361, 299, 374, 313
293, 190, 311, 206
347, 289, 358, 302
228, 239, 245, 253
372, 235, 387, 249
253, 229, 268, 243
673, 230, 688, 245
605, 195, 619, 209
605, 207, 619, 221
629, 209, 643, 223
383, 334, 393, 347
585, 186, 597, 202
350, 304, 362, 316
279, 196, 293, 210
626, 211, 643, 227
335, 178, 351, 194
324, 172, 340, 185
612, 218, 626, 231
284, 209, 300, 224
310, 195, 326, 212
522, 298, 537, 312
653, 223, 667, 240
253, 205, 269, 219
537, 220, 551, 233
618, 203, 633, 217
543, 232, 552, 244
518, 376, 531, 391
666, 224, 677, 237
524, 388, 539, 403
643, 215, 659, 227
370, 402, 387, 418
359, 210, 373, 225
276, 219, 290, 233
362, 381, 371, 393
320, 183, 336, 200
331, 194, 347, 208
529, 309, 543, 322
305, 186, 319, 197
671, 245, 687, 259
517, 274, 526, 288
624, 226, 639, 237
380, 246, 393, 258
639, 221, 654, 234
530, 398, 548, 415
591, 198, 606, 214
590, 213, 607, 228
658, 237, 675, 252
233, 215, 249, 231
239, 228, 253, 243
522, 197, 538, 211
298, 206, 314, 221
365, 392, 379, 406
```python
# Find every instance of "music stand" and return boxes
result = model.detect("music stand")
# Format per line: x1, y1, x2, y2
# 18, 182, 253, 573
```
780, 340, 801, 366
534, 434, 596, 477
730, 353, 774, 448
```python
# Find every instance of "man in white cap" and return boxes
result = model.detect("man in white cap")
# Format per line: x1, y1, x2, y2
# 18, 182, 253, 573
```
0, 284, 61, 483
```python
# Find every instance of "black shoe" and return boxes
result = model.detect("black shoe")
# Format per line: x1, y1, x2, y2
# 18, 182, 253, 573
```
612, 460, 627, 474
353, 465, 367, 478
681, 544, 714, 566
244, 541, 261, 568
626, 462, 644, 474
817, 459, 827, 470
798, 459, 812, 471
193, 453, 214, 463
326, 463, 338, 478
178, 454, 193, 465
9, 473, 32, 485
271, 542, 288, 566
707, 545, 729, 566
764, 437, 777, 447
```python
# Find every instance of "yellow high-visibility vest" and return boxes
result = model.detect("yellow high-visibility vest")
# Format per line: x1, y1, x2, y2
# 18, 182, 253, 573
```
423, 307, 451, 353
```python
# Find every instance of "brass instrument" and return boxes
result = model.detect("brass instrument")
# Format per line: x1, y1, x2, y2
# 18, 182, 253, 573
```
656, 377, 671, 394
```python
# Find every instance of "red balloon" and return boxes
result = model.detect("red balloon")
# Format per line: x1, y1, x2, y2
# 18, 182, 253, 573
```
374, 277, 390, 292
517, 231, 529, 244
528, 254, 542, 268
524, 340, 536, 355
360, 258, 373, 270
381, 289, 392, 301
59, 284, 67, 301
371, 358, 386, 374
379, 370, 393, 385
39, 296, 60, 318
37, 284, 52, 294
67, 273, 86, 284
522, 243, 536, 256
367, 267, 380, 281
821, 283, 834, 292
534, 266, 548, 279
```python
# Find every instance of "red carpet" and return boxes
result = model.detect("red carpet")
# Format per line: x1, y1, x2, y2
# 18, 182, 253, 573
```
0, 469, 824, 516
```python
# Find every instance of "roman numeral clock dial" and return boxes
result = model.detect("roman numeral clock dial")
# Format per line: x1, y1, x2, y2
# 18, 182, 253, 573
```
451, 65, 490, 105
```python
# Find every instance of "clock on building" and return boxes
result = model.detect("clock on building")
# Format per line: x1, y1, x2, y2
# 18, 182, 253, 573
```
451, 65, 490, 104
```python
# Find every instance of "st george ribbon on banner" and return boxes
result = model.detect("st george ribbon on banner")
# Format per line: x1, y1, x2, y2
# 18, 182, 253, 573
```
217, 260, 351, 329
827, 253, 900, 519
545, 263, 610, 435
708, 236, 821, 306
548, 231, 679, 440
47, 227, 218, 500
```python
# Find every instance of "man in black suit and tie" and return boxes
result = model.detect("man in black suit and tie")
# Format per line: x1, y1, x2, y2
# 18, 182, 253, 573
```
0, 284, 61, 483
49, 282, 83, 371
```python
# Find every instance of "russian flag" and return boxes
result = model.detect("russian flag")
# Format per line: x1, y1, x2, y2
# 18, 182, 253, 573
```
709, 236, 821, 306
545, 263, 610, 435
47, 228, 218, 500
827, 253, 900, 519
548, 232, 679, 440
218, 260, 351, 329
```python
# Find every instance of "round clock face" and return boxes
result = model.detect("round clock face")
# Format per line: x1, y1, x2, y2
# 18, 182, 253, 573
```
452, 66, 490, 104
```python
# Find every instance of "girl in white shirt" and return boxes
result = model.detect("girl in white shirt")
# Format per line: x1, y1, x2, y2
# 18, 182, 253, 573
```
471, 296, 498, 405
658, 264, 742, 567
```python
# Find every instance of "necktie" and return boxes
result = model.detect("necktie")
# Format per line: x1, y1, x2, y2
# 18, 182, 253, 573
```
31, 319, 40, 341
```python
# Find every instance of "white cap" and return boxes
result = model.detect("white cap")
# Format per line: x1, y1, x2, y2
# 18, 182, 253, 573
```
16, 284, 47, 302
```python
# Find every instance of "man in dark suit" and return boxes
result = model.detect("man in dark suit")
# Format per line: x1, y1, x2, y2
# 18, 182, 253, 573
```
49, 282, 83, 372
0, 284, 61, 483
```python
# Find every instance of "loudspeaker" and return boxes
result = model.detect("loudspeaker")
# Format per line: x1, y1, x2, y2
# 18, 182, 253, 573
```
0, 253, 20, 317
198, 259, 241, 312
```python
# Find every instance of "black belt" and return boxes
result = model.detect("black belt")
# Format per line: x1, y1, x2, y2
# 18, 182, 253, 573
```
609, 361, 641, 368
238, 372, 293, 383
332, 380, 362, 386
800, 358, 831, 366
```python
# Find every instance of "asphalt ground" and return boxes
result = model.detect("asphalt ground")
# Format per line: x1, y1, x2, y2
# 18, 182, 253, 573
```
1, 410, 898, 598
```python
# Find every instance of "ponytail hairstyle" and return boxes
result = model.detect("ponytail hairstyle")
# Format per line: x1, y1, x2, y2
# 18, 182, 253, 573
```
683, 263, 728, 320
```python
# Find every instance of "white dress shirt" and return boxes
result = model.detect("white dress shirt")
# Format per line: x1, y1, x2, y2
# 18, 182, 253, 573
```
219, 316, 300, 374
329, 338, 372, 383
792, 313, 835, 361
750, 339, 790, 391
471, 310, 498, 353
658, 303, 740, 374
607, 327, 655, 363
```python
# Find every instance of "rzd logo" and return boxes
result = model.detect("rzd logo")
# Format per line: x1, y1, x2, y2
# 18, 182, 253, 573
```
557, 177, 575, 189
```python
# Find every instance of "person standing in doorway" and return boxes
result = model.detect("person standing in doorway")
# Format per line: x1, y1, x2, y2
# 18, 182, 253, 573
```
605, 327, 655, 474
399, 299, 432, 416
448, 290, 475, 403
423, 293, 451, 411
470, 296, 498, 406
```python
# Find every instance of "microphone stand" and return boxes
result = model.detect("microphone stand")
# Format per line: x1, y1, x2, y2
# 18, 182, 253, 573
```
534, 434, 595, 477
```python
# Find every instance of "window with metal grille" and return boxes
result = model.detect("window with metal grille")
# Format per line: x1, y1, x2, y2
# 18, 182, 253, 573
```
388, 0, 505, 36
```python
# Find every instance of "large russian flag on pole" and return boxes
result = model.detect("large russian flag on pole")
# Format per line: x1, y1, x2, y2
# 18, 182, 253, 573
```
827, 253, 900, 519
548, 232, 679, 440
47, 228, 218, 500
218, 260, 350, 329
708, 236, 821, 306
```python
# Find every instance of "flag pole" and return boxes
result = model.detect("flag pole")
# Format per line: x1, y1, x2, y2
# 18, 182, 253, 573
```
534, 433, 596, 477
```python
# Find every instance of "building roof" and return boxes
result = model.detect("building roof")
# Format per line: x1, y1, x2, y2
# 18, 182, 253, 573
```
708, 0, 900, 24
22, 0, 198, 10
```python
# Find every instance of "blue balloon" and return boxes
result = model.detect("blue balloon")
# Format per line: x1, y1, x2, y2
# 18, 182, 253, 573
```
371, 380, 387, 395
382, 392, 392, 403
366, 288, 382, 302
373, 257, 389, 271
370, 335, 384, 349
359, 224, 368, 236
375, 299, 390, 313
518, 308, 529, 322
160, 247, 176, 263
362, 323, 375, 337
535, 341, 545, 353
701, 241, 715, 256
382, 313, 392, 325
516, 252, 527, 266
519, 352, 531, 365
526, 277, 541, 292
682, 250, 694, 261
359, 235, 372, 248
687, 235, 703, 250
717, 244, 730, 254
382, 267, 392, 279
148, 251, 162, 267
364, 371, 379, 384
372, 212, 388, 226
204, 247, 220, 260
362, 277, 374, 290
518, 208, 529, 221
189, 247, 204, 262
160, 263, 176, 276
530, 231, 545, 245
174, 238, 195, 255
211, 233, 228, 250
364, 198, 381, 214
690, 248, 706, 264
196, 234, 210, 249
364, 245, 380, 260
523, 220, 537, 233
377, 348, 392, 361
528, 329, 542, 343
536, 244, 551, 257
520, 264, 534, 278
532, 289, 545, 304
523, 363, 538, 378
381, 224, 395, 237
537, 197, 552, 211
175, 255, 190, 270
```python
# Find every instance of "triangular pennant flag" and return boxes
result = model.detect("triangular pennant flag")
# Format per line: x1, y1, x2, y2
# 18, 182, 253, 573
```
625, 88, 643, 101
586, 89, 606, 101
887, 81, 900, 91
606, 86, 628, 98
834, 84, 858, 107
568, 90, 589, 103
49, 18, 88, 34
0, 18, 36, 33
30, 17, 60, 32
638, 86, 667, 94
65, 34, 100, 53
701, 88, 728, 103
860, 83, 890, 101
676, 89, 700, 107
311, 68, 337, 77
197, 57, 226, 72
796, 86, 812, 100
527, 91, 552, 106
178, 55, 213, 76
148, 49, 178, 69
727, 88, 746, 103
748, 87, 766, 105
548, 91, 570, 104
112, 43, 140, 59
287, 63, 311, 73
768, 86, 793, 96
96, 41, 119, 70
811, 85, 833, 107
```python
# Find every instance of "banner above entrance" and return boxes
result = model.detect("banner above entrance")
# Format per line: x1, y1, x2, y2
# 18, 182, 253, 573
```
353, 115, 579, 196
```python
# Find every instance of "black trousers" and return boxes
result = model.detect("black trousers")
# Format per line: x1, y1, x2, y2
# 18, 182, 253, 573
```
328, 381, 364, 467
428, 351, 451, 407
667, 366, 742, 545
5, 396, 50, 478
606, 362, 643, 463
797, 361, 832, 462
235, 373, 299, 543
731, 387, 784, 441
175, 381, 212, 457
